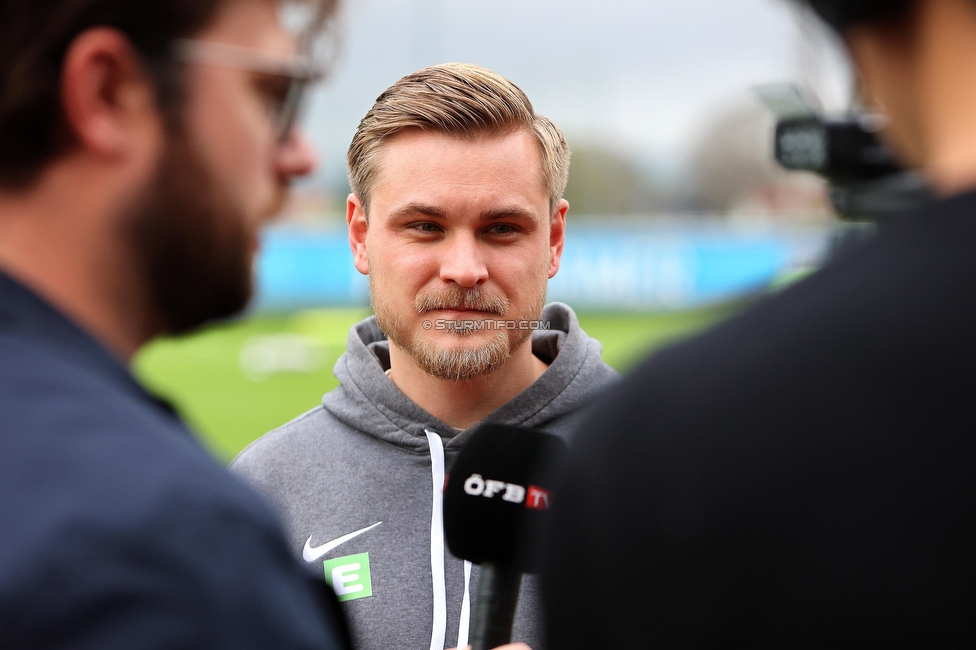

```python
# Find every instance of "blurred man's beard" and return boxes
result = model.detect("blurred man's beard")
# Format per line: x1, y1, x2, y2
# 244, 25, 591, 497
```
123, 131, 256, 335
372, 282, 547, 381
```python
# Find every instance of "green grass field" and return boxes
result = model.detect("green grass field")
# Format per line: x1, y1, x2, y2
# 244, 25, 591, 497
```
133, 304, 741, 461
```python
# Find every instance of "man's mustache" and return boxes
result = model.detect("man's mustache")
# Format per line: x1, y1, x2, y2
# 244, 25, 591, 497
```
415, 286, 510, 316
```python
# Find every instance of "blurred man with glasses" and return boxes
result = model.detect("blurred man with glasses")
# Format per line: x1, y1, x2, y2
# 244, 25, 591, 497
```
0, 0, 347, 647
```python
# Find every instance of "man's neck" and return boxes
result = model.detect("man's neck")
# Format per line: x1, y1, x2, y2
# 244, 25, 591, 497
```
386, 339, 550, 430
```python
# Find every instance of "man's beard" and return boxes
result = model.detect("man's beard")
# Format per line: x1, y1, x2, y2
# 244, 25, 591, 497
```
122, 130, 258, 335
373, 281, 548, 381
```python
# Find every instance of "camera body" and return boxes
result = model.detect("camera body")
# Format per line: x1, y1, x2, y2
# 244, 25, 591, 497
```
774, 114, 929, 220
775, 115, 897, 181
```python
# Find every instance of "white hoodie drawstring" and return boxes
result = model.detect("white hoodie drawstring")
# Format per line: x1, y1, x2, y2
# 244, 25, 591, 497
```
458, 560, 472, 648
425, 429, 474, 650
425, 429, 448, 650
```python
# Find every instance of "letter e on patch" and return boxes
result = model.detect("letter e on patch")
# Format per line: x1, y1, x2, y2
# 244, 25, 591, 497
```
323, 552, 373, 602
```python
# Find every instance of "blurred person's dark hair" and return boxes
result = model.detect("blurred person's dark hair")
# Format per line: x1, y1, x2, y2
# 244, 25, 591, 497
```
0, 0, 333, 191
0, 0, 219, 189
799, 0, 915, 30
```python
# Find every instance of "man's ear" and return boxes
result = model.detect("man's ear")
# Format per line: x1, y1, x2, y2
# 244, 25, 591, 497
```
60, 27, 160, 161
347, 193, 370, 275
548, 199, 569, 279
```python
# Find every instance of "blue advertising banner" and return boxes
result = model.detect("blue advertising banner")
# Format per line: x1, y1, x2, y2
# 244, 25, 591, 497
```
253, 220, 828, 311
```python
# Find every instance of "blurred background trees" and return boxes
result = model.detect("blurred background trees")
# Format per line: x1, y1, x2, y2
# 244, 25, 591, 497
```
563, 143, 667, 215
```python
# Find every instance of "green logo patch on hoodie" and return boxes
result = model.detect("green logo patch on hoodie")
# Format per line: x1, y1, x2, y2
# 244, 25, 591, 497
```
324, 553, 373, 602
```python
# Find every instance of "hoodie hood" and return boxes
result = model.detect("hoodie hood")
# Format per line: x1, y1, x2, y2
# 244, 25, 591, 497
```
322, 302, 618, 452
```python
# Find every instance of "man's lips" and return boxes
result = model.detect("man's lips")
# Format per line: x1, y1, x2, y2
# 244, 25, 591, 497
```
427, 308, 499, 318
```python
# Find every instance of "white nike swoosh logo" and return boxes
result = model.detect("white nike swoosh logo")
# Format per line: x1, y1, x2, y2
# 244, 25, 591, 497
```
302, 522, 382, 562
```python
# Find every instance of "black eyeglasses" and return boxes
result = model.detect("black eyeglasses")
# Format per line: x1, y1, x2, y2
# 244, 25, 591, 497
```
173, 39, 324, 142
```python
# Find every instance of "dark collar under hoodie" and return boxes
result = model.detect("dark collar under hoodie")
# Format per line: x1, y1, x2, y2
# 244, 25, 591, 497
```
231, 302, 619, 650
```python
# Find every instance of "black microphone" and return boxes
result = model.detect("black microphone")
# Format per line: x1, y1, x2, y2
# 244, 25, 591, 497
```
444, 424, 568, 650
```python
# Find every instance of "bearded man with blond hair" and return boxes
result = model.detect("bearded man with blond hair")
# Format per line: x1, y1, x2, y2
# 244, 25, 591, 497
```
232, 63, 618, 650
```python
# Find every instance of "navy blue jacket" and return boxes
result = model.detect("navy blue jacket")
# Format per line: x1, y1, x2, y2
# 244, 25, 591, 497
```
0, 271, 346, 649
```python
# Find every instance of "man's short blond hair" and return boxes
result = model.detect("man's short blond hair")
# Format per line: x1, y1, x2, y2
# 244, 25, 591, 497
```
347, 62, 571, 215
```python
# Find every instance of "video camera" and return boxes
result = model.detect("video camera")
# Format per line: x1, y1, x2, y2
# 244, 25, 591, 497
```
758, 85, 930, 220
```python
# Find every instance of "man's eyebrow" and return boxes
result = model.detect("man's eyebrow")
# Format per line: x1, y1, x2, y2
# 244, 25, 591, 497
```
480, 207, 536, 220
388, 203, 448, 220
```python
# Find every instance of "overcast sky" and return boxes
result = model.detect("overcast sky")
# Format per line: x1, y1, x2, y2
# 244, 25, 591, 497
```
298, 0, 852, 188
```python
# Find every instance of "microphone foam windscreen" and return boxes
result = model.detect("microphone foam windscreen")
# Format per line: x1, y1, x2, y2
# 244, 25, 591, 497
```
444, 424, 568, 573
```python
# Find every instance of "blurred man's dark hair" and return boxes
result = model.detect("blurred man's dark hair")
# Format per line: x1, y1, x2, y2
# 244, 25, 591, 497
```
0, 1, 223, 189
800, 0, 914, 30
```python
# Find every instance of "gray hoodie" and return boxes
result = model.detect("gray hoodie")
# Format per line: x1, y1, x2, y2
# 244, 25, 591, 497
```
231, 303, 618, 650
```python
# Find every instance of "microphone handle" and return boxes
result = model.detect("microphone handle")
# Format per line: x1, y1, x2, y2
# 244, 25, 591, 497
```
470, 564, 522, 650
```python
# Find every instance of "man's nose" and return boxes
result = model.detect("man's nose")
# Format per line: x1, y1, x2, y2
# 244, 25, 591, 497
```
439, 232, 489, 288
275, 128, 317, 179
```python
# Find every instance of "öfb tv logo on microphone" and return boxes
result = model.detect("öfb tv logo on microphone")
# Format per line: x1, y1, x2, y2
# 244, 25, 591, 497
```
462, 473, 552, 510
443, 424, 568, 574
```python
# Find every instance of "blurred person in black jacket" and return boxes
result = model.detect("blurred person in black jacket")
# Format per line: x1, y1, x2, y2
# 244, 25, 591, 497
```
0, 0, 349, 647
545, 0, 976, 647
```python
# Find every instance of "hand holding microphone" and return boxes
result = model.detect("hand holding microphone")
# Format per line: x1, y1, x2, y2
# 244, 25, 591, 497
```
444, 424, 568, 650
